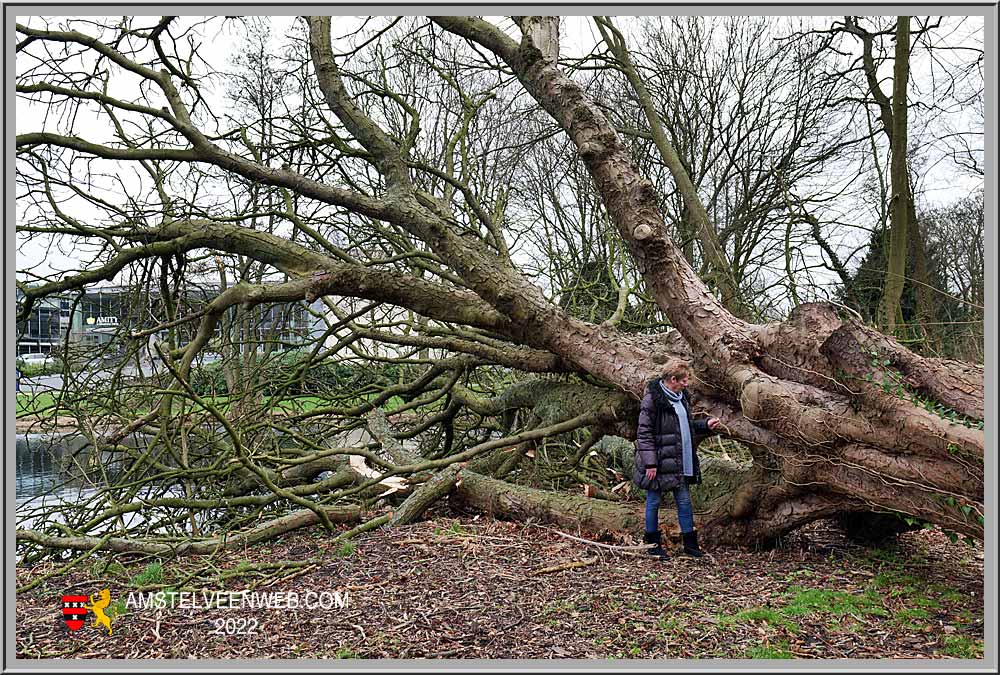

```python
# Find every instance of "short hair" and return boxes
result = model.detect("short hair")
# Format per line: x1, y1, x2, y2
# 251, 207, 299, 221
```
660, 358, 693, 382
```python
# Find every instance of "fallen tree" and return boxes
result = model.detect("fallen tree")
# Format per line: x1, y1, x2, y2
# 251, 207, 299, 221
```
14, 15, 983, 563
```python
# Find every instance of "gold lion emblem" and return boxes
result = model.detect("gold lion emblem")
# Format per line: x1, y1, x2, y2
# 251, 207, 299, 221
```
86, 588, 113, 635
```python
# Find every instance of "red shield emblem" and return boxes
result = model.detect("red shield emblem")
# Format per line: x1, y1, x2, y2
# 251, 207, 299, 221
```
62, 594, 89, 631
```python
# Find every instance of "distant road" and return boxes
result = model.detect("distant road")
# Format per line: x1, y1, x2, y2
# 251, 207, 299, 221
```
17, 362, 169, 394
18, 374, 63, 393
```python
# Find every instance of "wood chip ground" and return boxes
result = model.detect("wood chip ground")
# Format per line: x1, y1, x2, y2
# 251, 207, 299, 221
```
15, 507, 985, 660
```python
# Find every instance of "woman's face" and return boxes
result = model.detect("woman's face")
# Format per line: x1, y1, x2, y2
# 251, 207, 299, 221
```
665, 374, 689, 392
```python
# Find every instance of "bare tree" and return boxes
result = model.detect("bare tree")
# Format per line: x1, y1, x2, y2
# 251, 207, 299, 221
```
806, 16, 982, 346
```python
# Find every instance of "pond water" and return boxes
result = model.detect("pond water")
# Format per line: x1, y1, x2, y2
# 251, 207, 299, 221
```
15, 434, 106, 507
14, 430, 309, 534
14, 427, 380, 534
15, 432, 165, 531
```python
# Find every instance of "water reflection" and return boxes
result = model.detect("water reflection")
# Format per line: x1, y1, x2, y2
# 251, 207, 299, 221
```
15, 432, 251, 535
15, 433, 151, 532
15, 434, 106, 506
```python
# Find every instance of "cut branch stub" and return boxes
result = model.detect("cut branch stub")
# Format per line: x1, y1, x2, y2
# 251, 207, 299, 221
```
632, 224, 653, 240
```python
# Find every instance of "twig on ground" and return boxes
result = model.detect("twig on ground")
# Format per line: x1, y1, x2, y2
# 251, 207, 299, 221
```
531, 557, 598, 575
261, 563, 319, 588
540, 526, 651, 555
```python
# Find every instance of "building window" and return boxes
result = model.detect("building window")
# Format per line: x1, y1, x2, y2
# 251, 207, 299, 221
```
27, 307, 59, 340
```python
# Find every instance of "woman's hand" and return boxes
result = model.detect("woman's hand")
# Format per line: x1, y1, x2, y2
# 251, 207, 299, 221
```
707, 417, 721, 430
645, 468, 657, 481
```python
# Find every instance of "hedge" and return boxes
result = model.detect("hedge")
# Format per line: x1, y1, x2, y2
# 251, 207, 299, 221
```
189, 351, 400, 397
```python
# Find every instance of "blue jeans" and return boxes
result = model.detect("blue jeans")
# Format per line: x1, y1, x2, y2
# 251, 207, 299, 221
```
645, 482, 695, 534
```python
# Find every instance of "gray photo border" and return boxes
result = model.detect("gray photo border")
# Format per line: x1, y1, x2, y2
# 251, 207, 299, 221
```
4, 2, 996, 673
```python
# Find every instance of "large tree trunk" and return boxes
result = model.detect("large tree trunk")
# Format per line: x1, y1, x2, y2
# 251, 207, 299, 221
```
427, 17, 983, 545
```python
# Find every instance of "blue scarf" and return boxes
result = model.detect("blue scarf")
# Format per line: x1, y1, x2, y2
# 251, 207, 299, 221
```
660, 380, 694, 476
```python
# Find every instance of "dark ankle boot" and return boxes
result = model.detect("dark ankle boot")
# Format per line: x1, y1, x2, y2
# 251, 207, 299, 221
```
682, 530, 704, 557
643, 531, 668, 559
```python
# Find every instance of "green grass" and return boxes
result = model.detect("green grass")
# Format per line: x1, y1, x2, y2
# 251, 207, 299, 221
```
871, 569, 921, 599
15, 390, 387, 420
935, 588, 967, 603
783, 586, 888, 618
90, 559, 127, 578
384, 395, 406, 410
955, 609, 975, 623
16, 390, 143, 419
896, 607, 931, 622
270, 393, 404, 412
335, 541, 356, 557
15, 392, 58, 418
130, 561, 164, 587
868, 569, 971, 626
108, 598, 128, 619
271, 395, 329, 412
720, 607, 800, 634
744, 640, 793, 659
895, 607, 932, 630
721, 585, 889, 640
656, 617, 683, 632
941, 635, 983, 659
872, 570, 920, 587
540, 599, 576, 617
17, 387, 411, 421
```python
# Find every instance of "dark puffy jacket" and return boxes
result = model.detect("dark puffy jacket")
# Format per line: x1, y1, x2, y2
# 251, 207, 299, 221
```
632, 378, 713, 492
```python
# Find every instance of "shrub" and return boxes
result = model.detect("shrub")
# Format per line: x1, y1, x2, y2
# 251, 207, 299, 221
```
16, 360, 62, 378
189, 353, 400, 398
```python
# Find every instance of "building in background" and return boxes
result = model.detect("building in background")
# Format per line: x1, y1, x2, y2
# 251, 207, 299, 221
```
17, 283, 325, 359
71, 285, 127, 349
15, 289, 70, 356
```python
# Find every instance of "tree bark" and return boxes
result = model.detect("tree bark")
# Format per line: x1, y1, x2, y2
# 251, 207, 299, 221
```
595, 17, 744, 316
367, 409, 650, 535
879, 16, 912, 334
388, 465, 461, 527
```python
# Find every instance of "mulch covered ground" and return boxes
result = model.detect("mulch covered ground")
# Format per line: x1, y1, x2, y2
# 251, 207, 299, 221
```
15, 506, 985, 661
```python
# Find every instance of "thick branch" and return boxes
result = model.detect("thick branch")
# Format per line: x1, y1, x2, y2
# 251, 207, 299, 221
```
433, 16, 757, 373
16, 506, 361, 556
307, 16, 412, 190
595, 16, 742, 314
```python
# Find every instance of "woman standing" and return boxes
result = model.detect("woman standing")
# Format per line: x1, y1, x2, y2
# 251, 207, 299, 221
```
633, 359, 721, 558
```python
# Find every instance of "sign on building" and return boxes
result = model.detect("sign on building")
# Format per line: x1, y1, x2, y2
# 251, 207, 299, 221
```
86, 316, 119, 327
